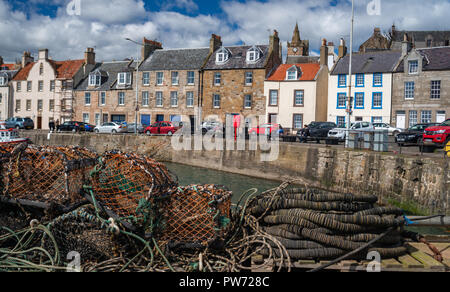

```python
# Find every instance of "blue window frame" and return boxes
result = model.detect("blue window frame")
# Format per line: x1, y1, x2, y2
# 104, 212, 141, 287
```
337, 93, 347, 109
338, 75, 346, 88
373, 73, 382, 87
336, 116, 346, 127
372, 92, 383, 109
354, 92, 364, 109
355, 74, 365, 87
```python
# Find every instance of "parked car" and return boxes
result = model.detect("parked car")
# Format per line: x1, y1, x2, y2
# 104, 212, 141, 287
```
395, 123, 440, 146
422, 119, 450, 151
328, 121, 375, 142
297, 122, 337, 142
57, 121, 90, 132
248, 124, 284, 137
83, 123, 96, 132
202, 121, 222, 135
145, 121, 181, 136
5, 117, 34, 130
127, 123, 145, 134
94, 122, 128, 134
373, 123, 403, 136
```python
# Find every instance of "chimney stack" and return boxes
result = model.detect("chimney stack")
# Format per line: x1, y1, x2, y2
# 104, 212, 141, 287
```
22, 51, 34, 68
210, 34, 222, 54
38, 49, 48, 60
269, 30, 281, 62
84, 48, 96, 65
142, 38, 163, 61
338, 38, 347, 59
402, 33, 411, 57
320, 38, 329, 67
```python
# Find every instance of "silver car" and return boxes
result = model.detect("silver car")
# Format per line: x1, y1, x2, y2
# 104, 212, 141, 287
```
126, 123, 145, 134
373, 123, 403, 136
94, 122, 128, 134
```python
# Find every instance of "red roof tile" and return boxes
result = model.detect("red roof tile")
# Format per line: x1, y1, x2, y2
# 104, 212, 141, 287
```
1, 64, 16, 70
12, 62, 35, 81
267, 63, 321, 81
12, 59, 85, 81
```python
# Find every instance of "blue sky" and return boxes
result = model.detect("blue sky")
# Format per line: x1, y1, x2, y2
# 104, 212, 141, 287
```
1, 0, 449, 62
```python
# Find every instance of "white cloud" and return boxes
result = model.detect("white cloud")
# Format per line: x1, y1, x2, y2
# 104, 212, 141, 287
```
0, 0, 449, 63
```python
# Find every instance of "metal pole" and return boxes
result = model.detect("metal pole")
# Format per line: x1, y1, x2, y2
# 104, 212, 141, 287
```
135, 46, 139, 135
345, 0, 354, 148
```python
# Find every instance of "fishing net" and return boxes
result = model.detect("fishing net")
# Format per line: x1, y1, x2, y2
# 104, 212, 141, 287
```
87, 151, 177, 233
162, 185, 232, 247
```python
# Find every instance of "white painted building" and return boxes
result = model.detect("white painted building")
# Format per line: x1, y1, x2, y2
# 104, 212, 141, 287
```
0, 69, 18, 121
328, 51, 402, 126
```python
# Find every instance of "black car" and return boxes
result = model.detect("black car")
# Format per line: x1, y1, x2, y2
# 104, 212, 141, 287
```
57, 121, 91, 132
395, 123, 440, 146
297, 122, 337, 143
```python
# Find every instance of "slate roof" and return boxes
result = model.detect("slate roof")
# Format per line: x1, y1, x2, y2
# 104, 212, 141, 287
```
267, 63, 321, 81
140, 48, 210, 71
75, 60, 135, 91
396, 47, 450, 72
0, 70, 18, 86
392, 30, 450, 43
331, 51, 402, 75
203, 45, 269, 70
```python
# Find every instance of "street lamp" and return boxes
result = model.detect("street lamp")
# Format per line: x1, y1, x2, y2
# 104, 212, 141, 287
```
345, 0, 354, 148
125, 38, 142, 135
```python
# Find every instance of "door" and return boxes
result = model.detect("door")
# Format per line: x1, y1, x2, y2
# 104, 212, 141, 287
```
268, 114, 278, 124
156, 115, 164, 122
396, 112, 406, 129
102, 114, 109, 124
436, 111, 446, 124
141, 115, 151, 127
37, 117, 42, 129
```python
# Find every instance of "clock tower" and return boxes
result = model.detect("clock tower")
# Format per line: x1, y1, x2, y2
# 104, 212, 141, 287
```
287, 23, 309, 57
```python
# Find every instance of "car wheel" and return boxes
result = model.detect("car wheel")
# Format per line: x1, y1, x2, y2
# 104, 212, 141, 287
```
167, 131, 173, 136
15, 125, 20, 129
112, 130, 117, 134
146, 131, 151, 136
94, 129, 99, 133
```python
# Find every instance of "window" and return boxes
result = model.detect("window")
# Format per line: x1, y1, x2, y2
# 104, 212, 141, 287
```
372, 92, 382, 109
408, 60, 418, 74
95, 113, 100, 126
426, 39, 432, 47
118, 92, 125, 105
214, 72, 221, 86
373, 73, 382, 87
49, 100, 54, 112
89, 73, 101, 86
405, 82, 415, 99
156, 72, 164, 85
337, 116, 346, 127
17, 82, 21, 92
245, 72, 253, 85
61, 99, 66, 111
156, 92, 163, 107
409, 111, 418, 127
142, 72, 150, 86
337, 93, 346, 109
338, 75, 346, 88
269, 90, 278, 106
293, 114, 303, 129
170, 91, 178, 107
26, 100, 31, 111
246, 46, 261, 62
213, 94, 221, 108
372, 117, 383, 124
142, 91, 149, 106
187, 71, 195, 85
83, 113, 89, 124
15, 100, 21, 111
294, 90, 304, 106
216, 47, 229, 63
38, 81, 43, 92
39, 63, 44, 75
100, 92, 106, 106
421, 111, 432, 123
171, 72, 179, 85
287, 70, 297, 80
37, 100, 43, 111
85, 92, 91, 105
431, 80, 441, 99
186, 91, 194, 107
244, 94, 252, 109
118, 72, 131, 85
0, 77, 5, 86
353, 92, 364, 109
27, 81, 32, 92
356, 74, 364, 87
50, 80, 55, 92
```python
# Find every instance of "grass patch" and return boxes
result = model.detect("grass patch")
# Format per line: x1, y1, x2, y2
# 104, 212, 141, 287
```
387, 198, 429, 216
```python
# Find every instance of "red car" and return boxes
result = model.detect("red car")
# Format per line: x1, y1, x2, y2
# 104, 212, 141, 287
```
248, 123, 284, 136
145, 121, 181, 136
422, 119, 450, 151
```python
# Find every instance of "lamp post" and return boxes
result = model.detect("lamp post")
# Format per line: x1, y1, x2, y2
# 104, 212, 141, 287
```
125, 38, 142, 135
345, 0, 354, 148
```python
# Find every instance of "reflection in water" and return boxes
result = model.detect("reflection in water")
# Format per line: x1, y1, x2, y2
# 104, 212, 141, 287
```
165, 162, 282, 204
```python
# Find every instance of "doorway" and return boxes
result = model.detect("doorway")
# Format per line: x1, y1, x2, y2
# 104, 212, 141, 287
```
396, 111, 406, 129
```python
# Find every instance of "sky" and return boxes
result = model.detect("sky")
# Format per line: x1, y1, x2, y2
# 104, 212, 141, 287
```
1, 0, 450, 63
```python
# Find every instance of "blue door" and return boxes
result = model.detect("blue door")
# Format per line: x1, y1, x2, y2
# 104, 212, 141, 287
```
156, 115, 164, 122
141, 115, 151, 127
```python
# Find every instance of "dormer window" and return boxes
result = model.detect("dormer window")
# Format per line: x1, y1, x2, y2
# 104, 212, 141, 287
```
0, 76, 6, 86
286, 66, 301, 80
88, 71, 101, 87
216, 47, 230, 64
246, 46, 261, 63
118, 72, 131, 86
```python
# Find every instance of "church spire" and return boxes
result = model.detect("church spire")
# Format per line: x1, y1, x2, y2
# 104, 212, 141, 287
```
291, 22, 301, 46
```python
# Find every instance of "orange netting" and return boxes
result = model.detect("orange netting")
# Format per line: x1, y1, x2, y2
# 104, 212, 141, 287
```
162, 185, 232, 245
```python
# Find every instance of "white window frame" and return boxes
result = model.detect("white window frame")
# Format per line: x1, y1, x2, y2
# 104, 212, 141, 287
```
156, 72, 164, 85
213, 94, 221, 108
409, 110, 418, 127
100, 91, 106, 106
118, 72, 131, 85
170, 91, 178, 107
216, 47, 229, 64
408, 60, 419, 75
0, 77, 5, 86
85, 92, 91, 106
142, 72, 150, 86
405, 82, 415, 100
83, 113, 90, 124
171, 71, 179, 85
118, 92, 125, 105
286, 67, 298, 80
186, 91, 194, 107
269, 90, 278, 106
421, 110, 432, 123
142, 91, 149, 106
245, 72, 253, 85
244, 94, 252, 109
156, 91, 163, 107
89, 73, 101, 87
246, 46, 261, 63
214, 72, 221, 86
187, 71, 195, 85
431, 80, 441, 99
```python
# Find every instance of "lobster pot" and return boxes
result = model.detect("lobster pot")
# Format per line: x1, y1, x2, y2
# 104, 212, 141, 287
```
162, 185, 232, 246
1, 144, 98, 209
88, 151, 177, 231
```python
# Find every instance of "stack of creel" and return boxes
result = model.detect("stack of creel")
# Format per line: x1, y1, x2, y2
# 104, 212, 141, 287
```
0, 144, 98, 214
162, 185, 232, 248
248, 186, 409, 261
88, 151, 178, 232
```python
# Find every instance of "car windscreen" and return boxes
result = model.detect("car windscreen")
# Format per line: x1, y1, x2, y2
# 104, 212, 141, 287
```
441, 120, 450, 127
